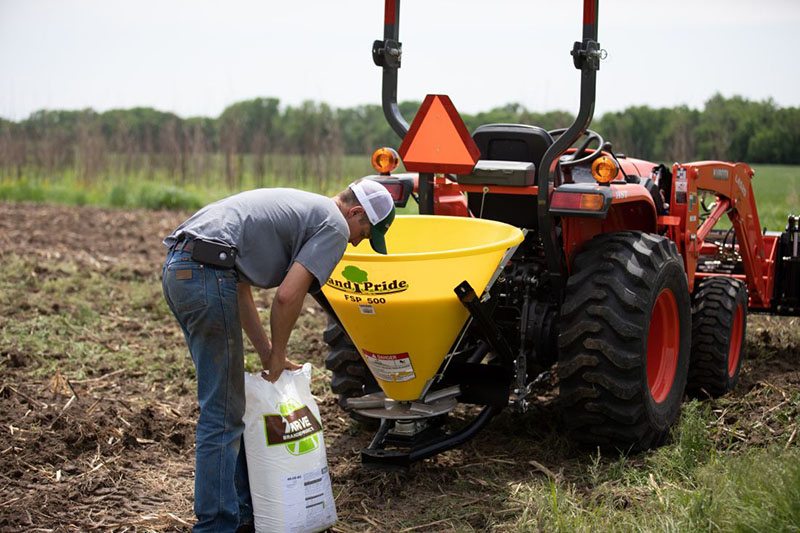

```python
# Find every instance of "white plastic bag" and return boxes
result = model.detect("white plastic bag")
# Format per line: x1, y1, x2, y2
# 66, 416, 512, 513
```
243, 363, 337, 533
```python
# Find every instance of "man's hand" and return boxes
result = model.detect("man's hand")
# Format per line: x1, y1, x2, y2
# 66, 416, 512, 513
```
263, 353, 302, 383
258, 348, 272, 371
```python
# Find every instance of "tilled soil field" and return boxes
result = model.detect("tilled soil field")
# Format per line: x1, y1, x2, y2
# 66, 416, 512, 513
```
0, 202, 798, 532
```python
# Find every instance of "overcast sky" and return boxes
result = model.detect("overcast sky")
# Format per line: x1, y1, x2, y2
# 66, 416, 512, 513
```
1, 0, 799, 121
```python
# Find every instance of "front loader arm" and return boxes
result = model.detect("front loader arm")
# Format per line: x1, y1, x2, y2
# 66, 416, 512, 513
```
670, 161, 773, 307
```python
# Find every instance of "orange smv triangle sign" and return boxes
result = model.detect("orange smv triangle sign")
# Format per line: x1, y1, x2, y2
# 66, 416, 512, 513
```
398, 94, 481, 175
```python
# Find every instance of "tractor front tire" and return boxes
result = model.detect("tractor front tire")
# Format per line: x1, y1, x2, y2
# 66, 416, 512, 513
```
687, 277, 748, 398
558, 232, 692, 452
323, 318, 379, 413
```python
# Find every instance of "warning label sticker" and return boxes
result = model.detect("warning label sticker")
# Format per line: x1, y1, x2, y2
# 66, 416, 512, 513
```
362, 349, 415, 382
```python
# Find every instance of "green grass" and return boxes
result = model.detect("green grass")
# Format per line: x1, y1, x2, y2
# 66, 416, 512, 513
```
0, 154, 375, 210
0, 176, 207, 211
752, 165, 800, 230
0, 254, 183, 382
508, 402, 800, 532
1, 161, 797, 230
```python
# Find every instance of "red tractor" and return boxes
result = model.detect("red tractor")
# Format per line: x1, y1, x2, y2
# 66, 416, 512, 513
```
316, 0, 800, 466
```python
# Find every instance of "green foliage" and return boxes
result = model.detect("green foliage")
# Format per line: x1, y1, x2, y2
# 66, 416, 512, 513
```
0, 152, 373, 211
463, 103, 574, 134
0, 254, 187, 383
109, 184, 129, 207
0, 179, 46, 202
0, 178, 95, 205
685, 448, 800, 532
506, 402, 800, 532
591, 94, 800, 165
3, 94, 799, 172
0, 161, 796, 229
648, 400, 715, 478
2, 94, 799, 219
750, 165, 800, 230
136, 183, 203, 210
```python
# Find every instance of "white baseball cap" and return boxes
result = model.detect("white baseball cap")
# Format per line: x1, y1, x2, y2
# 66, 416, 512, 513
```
348, 180, 396, 254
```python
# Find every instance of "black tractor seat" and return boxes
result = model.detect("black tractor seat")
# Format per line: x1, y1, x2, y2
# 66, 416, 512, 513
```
473, 123, 554, 166
459, 123, 554, 227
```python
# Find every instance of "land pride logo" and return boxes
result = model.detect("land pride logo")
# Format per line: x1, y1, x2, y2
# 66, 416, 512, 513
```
326, 265, 409, 295
263, 400, 323, 455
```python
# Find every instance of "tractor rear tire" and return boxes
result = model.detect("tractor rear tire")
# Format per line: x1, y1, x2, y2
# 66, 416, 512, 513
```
687, 277, 748, 398
323, 317, 379, 416
558, 231, 692, 452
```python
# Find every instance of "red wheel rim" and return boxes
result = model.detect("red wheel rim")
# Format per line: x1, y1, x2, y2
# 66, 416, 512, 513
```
647, 289, 680, 403
728, 304, 744, 377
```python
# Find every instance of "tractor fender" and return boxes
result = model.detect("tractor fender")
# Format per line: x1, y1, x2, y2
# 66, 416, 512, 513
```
558, 183, 658, 269
606, 183, 658, 232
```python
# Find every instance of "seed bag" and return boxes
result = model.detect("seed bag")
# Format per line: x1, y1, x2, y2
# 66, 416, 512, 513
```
243, 363, 337, 533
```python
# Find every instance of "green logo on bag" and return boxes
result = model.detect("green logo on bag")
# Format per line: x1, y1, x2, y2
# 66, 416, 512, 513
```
263, 399, 322, 455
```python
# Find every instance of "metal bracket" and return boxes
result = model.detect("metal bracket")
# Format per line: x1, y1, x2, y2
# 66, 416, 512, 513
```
512, 285, 532, 413
372, 39, 402, 68
571, 39, 605, 71
484, 231, 527, 297
454, 281, 515, 364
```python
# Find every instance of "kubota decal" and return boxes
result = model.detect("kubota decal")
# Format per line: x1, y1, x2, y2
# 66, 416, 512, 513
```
735, 176, 748, 198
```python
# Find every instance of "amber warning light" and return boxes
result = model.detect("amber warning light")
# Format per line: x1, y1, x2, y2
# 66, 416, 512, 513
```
591, 156, 619, 184
371, 147, 400, 175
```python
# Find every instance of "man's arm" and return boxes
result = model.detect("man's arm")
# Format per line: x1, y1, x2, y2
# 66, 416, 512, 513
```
264, 261, 314, 382
237, 282, 272, 368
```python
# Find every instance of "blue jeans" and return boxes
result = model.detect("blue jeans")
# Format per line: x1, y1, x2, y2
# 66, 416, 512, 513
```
162, 247, 253, 532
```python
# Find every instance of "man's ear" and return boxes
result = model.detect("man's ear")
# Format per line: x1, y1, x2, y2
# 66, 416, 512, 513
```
347, 205, 365, 219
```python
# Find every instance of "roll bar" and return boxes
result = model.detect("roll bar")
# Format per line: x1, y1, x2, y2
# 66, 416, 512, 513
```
538, 0, 602, 286
374, 0, 604, 282
372, 0, 409, 139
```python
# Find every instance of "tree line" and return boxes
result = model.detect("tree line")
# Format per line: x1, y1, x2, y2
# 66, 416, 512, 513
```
1, 94, 798, 188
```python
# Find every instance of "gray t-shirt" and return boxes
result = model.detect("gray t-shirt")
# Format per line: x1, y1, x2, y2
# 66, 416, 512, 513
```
164, 188, 349, 289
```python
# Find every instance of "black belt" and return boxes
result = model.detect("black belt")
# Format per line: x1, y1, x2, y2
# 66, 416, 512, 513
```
172, 238, 195, 253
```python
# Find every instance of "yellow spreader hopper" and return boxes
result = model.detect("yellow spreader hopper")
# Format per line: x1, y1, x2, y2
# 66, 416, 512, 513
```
321, 215, 524, 465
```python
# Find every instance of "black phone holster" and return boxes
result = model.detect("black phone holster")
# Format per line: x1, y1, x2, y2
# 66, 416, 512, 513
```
191, 239, 237, 268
